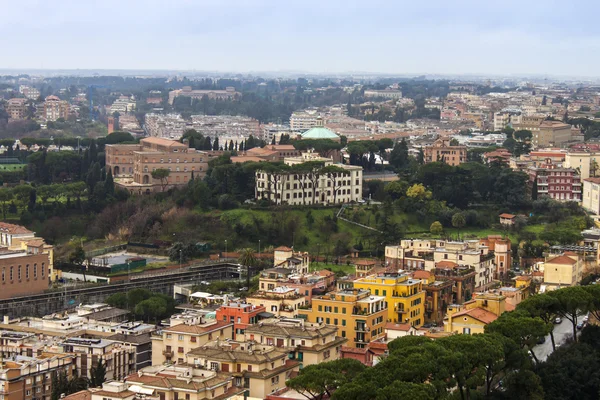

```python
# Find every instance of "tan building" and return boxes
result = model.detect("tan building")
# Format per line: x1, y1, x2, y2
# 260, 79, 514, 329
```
185, 341, 299, 399
255, 152, 363, 205
433, 241, 495, 289
514, 117, 572, 148
168, 86, 240, 105
106, 138, 209, 194
125, 364, 242, 400
243, 318, 346, 367
424, 139, 467, 166
289, 111, 321, 131
151, 319, 233, 365
542, 254, 583, 290
6, 98, 28, 120
43, 95, 69, 122
583, 178, 600, 214
0, 353, 76, 400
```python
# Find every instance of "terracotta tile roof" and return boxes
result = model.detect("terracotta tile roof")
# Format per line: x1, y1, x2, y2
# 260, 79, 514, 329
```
505, 303, 516, 312
353, 259, 377, 266
63, 390, 92, 400
412, 270, 433, 280
452, 307, 498, 324
25, 239, 45, 247
164, 321, 232, 334
274, 246, 293, 251
563, 251, 579, 256
546, 255, 577, 265
340, 346, 367, 355
436, 261, 458, 269
0, 222, 32, 235
515, 275, 532, 281
385, 322, 412, 331
230, 156, 267, 163
90, 390, 135, 399
499, 213, 515, 219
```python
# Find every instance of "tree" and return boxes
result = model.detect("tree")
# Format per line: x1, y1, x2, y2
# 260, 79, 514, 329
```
87, 162, 102, 192
287, 359, 366, 400
238, 248, 257, 288
105, 169, 115, 197
151, 168, 170, 192
548, 286, 593, 342
0, 189, 13, 219
89, 358, 106, 387
406, 183, 431, 201
430, 221, 443, 236
105, 131, 134, 144
517, 293, 560, 350
212, 137, 220, 151
451, 212, 466, 239
321, 165, 347, 205
389, 139, 409, 169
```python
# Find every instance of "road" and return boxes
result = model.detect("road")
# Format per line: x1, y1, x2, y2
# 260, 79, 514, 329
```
533, 314, 586, 362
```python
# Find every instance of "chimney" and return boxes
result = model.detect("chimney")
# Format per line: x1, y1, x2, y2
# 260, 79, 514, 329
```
3, 316, 8, 324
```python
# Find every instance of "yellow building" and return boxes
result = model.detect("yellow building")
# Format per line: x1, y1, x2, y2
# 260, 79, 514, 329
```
245, 287, 308, 318
542, 253, 583, 290
443, 293, 506, 335
353, 272, 426, 327
298, 288, 386, 348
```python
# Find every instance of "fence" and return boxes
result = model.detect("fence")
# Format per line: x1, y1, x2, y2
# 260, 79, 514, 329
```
85, 243, 127, 258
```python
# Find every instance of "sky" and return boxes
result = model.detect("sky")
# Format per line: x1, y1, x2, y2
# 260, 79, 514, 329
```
1, 0, 600, 77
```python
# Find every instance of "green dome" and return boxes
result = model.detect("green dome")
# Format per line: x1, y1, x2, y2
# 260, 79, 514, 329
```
301, 127, 339, 140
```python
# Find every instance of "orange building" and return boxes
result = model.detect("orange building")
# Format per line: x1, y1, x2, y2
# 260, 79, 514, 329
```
424, 138, 467, 166
215, 303, 267, 339
479, 235, 512, 280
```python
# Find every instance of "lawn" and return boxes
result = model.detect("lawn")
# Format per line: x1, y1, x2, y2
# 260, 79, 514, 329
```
0, 164, 25, 171
310, 261, 355, 276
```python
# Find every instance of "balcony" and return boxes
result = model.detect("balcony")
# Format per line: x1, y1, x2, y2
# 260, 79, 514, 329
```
355, 325, 368, 332
162, 350, 174, 357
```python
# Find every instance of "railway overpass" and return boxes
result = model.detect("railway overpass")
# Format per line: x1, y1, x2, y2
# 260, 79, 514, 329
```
0, 262, 242, 318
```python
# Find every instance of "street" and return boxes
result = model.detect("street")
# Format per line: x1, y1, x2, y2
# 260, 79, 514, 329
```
533, 314, 586, 362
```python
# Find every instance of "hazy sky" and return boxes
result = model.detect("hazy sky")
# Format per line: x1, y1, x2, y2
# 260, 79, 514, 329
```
2, 0, 599, 76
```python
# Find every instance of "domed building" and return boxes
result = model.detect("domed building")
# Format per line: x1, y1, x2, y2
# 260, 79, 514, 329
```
300, 126, 340, 141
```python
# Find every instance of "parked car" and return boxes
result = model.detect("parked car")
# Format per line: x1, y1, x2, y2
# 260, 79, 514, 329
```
239, 287, 248, 292
577, 322, 584, 330
537, 336, 546, 344
555, 317, 563, 324
584, 315, 589, 323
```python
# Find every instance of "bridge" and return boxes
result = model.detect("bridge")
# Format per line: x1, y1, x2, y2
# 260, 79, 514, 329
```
0, 262, 243, 318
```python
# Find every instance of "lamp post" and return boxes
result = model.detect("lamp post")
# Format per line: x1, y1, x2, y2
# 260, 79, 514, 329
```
258, 240, 261, 260
127, 261, 131, 283
179, 249, 182, 270
225, 240, 228, 259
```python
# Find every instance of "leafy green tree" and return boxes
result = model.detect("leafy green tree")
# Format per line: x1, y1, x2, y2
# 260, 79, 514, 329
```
287, 359, 366, 400
105, 169, 115, 197
0, 189, 13, 219
430, 221, 443, 236
517, 293, 560, 350
87, 162, 102, 192
151, 168, 170, 192
105, 131, 134, 144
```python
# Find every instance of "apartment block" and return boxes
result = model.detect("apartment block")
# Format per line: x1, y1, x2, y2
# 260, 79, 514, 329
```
528, 163, 581, 202
583, 178, 600, 214
151, 318, 233, 365
289, 111, 321, 131
424, 139, 467, 166
493, 110, 522, 131
353, 272, 426, 327
565, 150, 600, 180
255, 152, 363, 205
433, 241, 495, 290
0, 353, 75, 400
43, 95, 69, 122
364, 89, 403, 99
542, 253, 583, 290
6, 98, 28, 120
513, 116, 573, 148
245, 287, 308, 318
215, 303, 266, 339
412, 270, 454, 325
125, 364, 242, 400
298, 289, 387, 348
168, 86, 239, 105
110, 96, 136, 114
144, 113, 187, 139
106, 138, 209, 194
444, 292, 507, 335
60, 337, 135, 381
185, 341, 299, 399
243, 318, 346, 366
19, 86, 40, 100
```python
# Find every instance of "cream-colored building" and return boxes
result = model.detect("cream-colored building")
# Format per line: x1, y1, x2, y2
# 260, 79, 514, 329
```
106, 138, 209, 194
583, 178, 600, 215
433, 241, 495, 289
243, 318, 346, 367
185, 341, 299, 399
255, 152, 363, 205
289, 111, 321, 131
6, 98, 28, 120
151, 319, 233, 365
245, 287, 308, 318
566, 151, 600, 180
542, 254, 583, 290
125, 364, 242, 400
443, 292, 506, 335
493, 111, 522, 132
43, 95, 69, 122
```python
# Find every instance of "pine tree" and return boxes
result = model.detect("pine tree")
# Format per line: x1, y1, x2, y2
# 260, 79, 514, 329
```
87, 163, 101, 192
89, 140, 98, 163
271, 136, 276, 145
212, 137, 219, 151
105, 169, 115, 196
229, 141, 234, 151
89, 358, 106, 388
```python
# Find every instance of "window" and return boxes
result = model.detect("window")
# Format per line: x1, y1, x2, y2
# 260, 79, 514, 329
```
247, 365, 253, 372
25, 264, 29, 279
178, 347, 184, 353
190, 336, 197, 343
166, 334, 172, 339
342, 320, 346, 326
271, 376, 279, 385
33, 264, 37, 278
178, 335, 184, 341
210, 362, 219, 370
18, 265, 21, 280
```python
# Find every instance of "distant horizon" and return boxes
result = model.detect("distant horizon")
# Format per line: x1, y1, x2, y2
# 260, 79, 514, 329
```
2, 1, 600, 78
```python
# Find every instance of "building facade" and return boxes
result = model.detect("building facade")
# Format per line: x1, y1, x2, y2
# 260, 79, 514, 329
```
528, 163, 582, 202
255, 152, 363, 205
168, 86, 239, 105
43, 96, 69, 122
424, 139, 467, 166
6, 98, 28, 120
583, 178, 600, 214
106, 138, 209, 194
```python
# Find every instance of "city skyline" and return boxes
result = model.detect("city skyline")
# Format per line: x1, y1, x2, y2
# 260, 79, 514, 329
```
2, 0, 600, 77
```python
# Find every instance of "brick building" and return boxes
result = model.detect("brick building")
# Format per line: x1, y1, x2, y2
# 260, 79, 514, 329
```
528, 162, 582, 202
